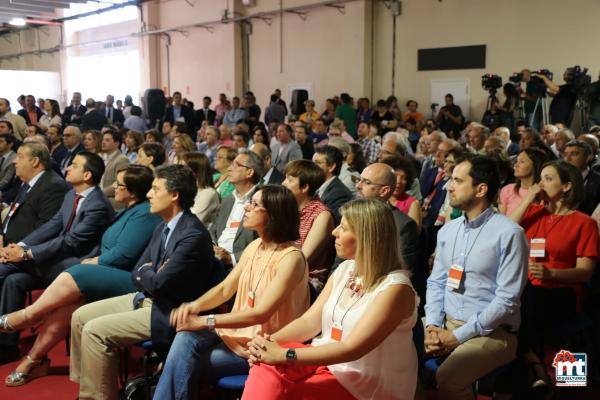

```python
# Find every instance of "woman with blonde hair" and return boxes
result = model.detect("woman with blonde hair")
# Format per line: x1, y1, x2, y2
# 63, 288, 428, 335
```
243, 198, 419, 400
168, 133, 195, 164
82, 130, 102, 154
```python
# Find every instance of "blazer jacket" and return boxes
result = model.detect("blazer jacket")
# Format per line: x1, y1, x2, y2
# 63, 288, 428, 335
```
62, 104, 87, 125
80, 109, 108, 132
164, 105, 195, 133
209, 189, 258, 263
101, 151, 130, 201
3, 170, 69, 245
319, 176, 353, 223
131, 211, 215, 357
22, 186, 114, 280
270, 141, 303, 173
17, 107, 44, 125
0, 150, 17, 189
60, 143, 85, 177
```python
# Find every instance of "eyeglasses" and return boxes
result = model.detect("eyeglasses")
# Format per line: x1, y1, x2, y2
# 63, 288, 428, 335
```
357, 177, 388, 187
232, 160, 251, 169
113, 181, 127, 189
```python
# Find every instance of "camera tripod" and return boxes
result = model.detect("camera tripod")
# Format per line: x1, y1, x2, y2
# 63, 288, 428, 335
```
480, 89, 499, 122
530, 95, 549, 128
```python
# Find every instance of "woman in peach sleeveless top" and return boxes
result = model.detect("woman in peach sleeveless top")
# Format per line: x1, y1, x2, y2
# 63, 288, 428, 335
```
153, 185, 310, 400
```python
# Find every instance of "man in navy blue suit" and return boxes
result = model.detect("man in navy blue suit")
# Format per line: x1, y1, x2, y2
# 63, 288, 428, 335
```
0, 151, 113, 363
70, 164, 216, 400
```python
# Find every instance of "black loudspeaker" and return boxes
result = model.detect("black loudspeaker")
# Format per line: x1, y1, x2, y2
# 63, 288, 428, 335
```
290, 89, 308, 116
143, 89, 166, 122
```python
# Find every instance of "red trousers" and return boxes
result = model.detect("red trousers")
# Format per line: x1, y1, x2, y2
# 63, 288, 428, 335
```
241, 342, 356, 400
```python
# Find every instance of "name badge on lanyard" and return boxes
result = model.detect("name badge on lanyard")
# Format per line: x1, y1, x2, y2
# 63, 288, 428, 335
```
446, 264, 464, 290
247, 290, 255, 308
530, 238, 546, 258
331, 322, 343, 341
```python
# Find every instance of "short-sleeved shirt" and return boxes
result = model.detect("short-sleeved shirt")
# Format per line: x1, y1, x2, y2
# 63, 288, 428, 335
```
521, 204, 599, 291
499, 183, 528, 217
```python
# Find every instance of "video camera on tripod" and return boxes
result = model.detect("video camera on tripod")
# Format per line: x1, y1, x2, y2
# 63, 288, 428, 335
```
571, 65, 591, 94
482, 74, 502, 94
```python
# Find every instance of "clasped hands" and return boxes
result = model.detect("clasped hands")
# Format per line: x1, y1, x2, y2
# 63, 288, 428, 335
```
0, 244, 26, 263
246, 332, 286, 366
424, 325, 459, 357
213, 246, 232, 266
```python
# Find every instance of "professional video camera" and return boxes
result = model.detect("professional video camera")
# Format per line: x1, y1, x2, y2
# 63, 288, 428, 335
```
528, 69, 553, 96
482, 74, 502, 92
571, 65, 591, 93
509, 72, 523, 84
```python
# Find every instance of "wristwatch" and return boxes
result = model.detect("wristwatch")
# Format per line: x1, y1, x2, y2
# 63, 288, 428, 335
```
21, 246, 31, 261
285, 348, 297, 363
206, 314, 216, 331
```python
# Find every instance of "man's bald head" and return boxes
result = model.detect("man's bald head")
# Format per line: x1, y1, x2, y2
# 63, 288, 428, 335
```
357, 163, 396, 200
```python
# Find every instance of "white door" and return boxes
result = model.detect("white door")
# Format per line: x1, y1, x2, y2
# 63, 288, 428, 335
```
430, 78, 470, 120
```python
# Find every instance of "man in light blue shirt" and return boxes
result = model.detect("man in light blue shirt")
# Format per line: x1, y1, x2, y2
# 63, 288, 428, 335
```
424, 156, 528, 400
222, 96, 248, 127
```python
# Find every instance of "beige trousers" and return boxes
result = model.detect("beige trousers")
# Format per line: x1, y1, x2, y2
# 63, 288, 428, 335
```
69, 293, 153, 400
435, 318, 517, 400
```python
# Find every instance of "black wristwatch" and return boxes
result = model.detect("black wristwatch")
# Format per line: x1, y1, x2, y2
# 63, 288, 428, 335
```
285, 348, 297, 363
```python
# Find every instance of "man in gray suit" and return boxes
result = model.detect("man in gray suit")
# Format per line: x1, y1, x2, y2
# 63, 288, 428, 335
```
99, 129, 129, 208
0, 151, 113, 363
0, 133, 17, 196
209, 149, 263, 269
270, 123, 302, 173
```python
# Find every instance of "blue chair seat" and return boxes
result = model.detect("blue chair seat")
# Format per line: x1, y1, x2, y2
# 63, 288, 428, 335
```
136, 340, 155, 350
217, 375, 248, 390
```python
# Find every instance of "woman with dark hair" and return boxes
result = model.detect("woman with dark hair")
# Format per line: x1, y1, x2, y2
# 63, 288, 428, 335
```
243, 199, 419, 399
382, 156, 422, 230
510, 160, 599, 388
182, 152, 220, 225
321, 98, 337, 126
39, 99, 62, 131
1, 165, 161, 386
124, 130, 144, 163
153, 185, 310, 400
252, 123, 269, 145
371, 99, 396, 135
386, 95, 402, 120
498, 83, 519, 132
347, 143, 366, 174
283, 160, 335, 289
144, 129, 162, 144
137, 142, 166, 171
82, 130, 103, 154
499, 147, 550, 216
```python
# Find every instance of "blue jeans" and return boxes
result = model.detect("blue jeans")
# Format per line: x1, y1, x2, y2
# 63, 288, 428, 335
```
153, 330, 249, 400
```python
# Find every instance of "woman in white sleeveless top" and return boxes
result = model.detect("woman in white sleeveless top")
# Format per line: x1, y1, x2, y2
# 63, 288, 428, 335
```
243, 198, 419, 400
